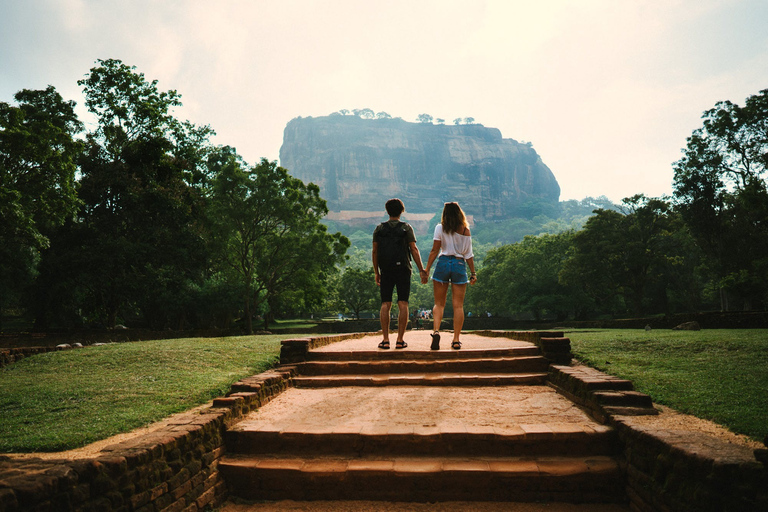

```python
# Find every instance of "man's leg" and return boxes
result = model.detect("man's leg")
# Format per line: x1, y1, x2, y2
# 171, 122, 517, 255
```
379, 269, 396, 347
396, 300, 409, 342
380, 302, 392, 340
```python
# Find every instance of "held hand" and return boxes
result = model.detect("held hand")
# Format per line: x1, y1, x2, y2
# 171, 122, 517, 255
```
375, 273, 381, 286
469, 273, 477, 285
419, 269, 428, 284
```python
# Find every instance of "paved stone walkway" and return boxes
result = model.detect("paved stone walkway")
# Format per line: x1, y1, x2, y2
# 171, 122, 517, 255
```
311, 332, 534, 352
219, 331, 631, 510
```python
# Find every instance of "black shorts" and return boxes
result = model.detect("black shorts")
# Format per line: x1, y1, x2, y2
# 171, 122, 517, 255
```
380, 267, 411, 303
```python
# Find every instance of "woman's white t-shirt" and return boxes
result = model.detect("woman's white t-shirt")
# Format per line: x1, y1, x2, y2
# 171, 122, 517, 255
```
433, 224, 474, 260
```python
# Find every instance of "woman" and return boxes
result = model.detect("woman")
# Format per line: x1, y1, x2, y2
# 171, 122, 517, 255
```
424, 202, 476, 350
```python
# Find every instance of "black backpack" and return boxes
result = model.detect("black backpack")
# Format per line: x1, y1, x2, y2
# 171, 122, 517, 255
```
376, 221, 410, 271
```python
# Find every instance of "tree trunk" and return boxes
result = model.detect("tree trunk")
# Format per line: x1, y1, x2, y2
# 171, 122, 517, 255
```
720, 287, 729, 311
244, 295, 253, 334
107, 307, 117, 329
263, 310, 272, 331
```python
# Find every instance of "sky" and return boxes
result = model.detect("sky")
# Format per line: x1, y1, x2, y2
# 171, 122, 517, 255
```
2, 0, 767, 202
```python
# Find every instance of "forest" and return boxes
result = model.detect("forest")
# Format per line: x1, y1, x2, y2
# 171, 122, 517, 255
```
2, 58, 767, 331
328, 91, 768, 321
1, 59, 348, 333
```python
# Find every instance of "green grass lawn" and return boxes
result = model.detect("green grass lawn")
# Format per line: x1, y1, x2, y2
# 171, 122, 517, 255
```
3, 329, 766, 453
0, 335, 288, 453
567, 328, 768, 441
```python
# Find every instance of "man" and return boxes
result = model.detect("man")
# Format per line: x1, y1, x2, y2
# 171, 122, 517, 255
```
372, 198, 427, 349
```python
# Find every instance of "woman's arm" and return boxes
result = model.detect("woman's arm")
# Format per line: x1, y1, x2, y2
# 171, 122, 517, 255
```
425, 239, 441, 273
467, 256, 477, 284
465, 226, 476, 284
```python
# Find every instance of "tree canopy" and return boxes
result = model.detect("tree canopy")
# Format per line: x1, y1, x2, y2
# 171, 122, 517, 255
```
2, 74, 767, 331
673, 88, 768, 310
210, 157, 348, 332
1, 59, 349, 332
0, 87, 84, 328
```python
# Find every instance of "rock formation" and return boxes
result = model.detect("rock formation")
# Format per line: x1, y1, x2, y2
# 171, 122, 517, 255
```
279, 115, 560, 220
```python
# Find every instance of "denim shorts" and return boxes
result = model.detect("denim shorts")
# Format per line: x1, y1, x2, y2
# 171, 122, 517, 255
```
432, 255, 469, 284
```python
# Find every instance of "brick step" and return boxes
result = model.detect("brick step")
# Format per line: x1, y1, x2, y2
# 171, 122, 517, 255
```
295, 356, 550, 376
220, 454, 626, 503
292, 372, 549, 387
224, 423, 618, 457
306, 346, 541, 361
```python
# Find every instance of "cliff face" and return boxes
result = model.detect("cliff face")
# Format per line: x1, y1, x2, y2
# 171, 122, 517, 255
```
279, 115, 560, 220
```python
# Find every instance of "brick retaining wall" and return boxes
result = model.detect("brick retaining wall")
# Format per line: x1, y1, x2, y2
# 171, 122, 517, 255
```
0, 346, 63, 369
0, 346, 301, 511
548, 364, 768, 512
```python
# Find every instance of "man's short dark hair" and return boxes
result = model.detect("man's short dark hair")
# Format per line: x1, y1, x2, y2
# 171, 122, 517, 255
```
385, 198, 405, 217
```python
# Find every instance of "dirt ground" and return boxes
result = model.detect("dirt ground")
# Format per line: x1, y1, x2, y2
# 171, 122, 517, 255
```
233, 385, 600, 434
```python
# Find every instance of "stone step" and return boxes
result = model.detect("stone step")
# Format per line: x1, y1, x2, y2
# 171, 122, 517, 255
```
224, 423, 618, 457
220, 454, 626, 503
306, 346, 541, 361
292, 372, 549, 387
295, 356, 550, 376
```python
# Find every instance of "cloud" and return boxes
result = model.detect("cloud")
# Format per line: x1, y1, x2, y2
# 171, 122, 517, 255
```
1, 0, 766, 202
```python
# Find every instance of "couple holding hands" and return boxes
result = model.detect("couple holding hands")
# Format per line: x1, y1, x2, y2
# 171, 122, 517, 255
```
372, 198, 476, 350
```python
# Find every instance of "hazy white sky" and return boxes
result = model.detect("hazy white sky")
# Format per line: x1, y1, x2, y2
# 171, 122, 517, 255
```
2, 0, 767, 202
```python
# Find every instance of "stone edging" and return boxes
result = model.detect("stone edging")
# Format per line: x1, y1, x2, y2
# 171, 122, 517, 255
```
0, 333, 346, 512
279, 331, 375, 363
471, 330, 573, 364
1, 346, 68, 369
548, 363, 768, 512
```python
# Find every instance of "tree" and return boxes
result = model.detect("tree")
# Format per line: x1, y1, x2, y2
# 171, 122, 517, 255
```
352, 108, 374, 119
468, 232, 580, 320
561, 195, 684, 317
463, 117, 475, 124
453, 118, 462, 125
333, 267, 378, 319
616, 195, 681, 315
0, 86, 82, 250
376, 111, 392, 119
0, 86, 83, 327
210, 157, 349, 332
436, 118, 445, 125
417, 113, 433, 124
34, 59, 213, 329
559, 210, 626, 317
673, 88, 768, 310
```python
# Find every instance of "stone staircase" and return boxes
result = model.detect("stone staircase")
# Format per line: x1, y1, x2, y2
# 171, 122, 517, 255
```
219, 333, 628, 504
291, 347, 550, 387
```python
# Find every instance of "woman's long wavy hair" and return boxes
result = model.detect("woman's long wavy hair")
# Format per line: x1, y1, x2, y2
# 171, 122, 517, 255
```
441, 202, 468, 234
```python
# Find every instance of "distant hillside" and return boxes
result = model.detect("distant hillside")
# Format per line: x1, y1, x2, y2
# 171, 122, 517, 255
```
279, 115, 560, 221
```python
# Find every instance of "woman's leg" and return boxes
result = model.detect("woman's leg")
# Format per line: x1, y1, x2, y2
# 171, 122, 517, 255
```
432, 281, 449, 332
451, 283, 467, 341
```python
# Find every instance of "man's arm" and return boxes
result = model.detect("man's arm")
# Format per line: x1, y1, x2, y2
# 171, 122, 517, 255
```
409, 242, 428, 284
372, 241, 381, 286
